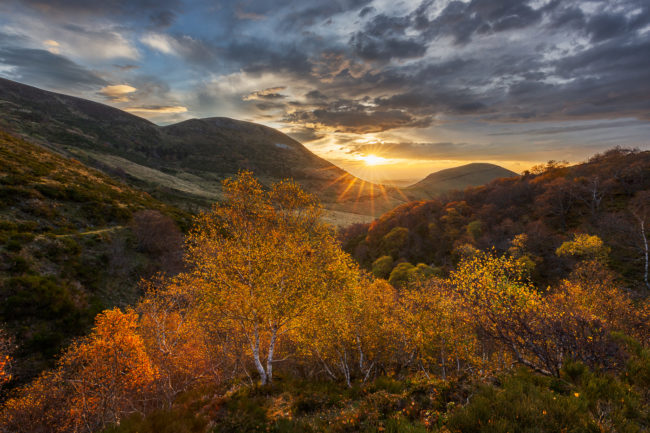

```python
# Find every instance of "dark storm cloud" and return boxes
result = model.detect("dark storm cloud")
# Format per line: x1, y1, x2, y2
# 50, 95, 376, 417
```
416, 0, 543, 45
279, 0, 373, 29
285, 126, 324, 142
166, 34, 218, 65
8, 0, 181, 21
305, 90, 328, 100
0, 47, 107, 89
223, 40, 312, 75
496, 38, 650, 121
358, 6, 374, 18
350, 32, 427, 61
374, 90, 489, 116
149, 10, 177, 28
285, 99, 433, 133
586, 13, 628, 42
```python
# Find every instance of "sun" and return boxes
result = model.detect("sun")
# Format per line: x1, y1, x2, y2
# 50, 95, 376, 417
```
360, 154, 387, 166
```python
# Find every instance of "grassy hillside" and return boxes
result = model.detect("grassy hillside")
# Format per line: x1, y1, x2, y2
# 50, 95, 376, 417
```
341, 148, 650, 290
0, 129, 187, 387
404, 163, 517, 200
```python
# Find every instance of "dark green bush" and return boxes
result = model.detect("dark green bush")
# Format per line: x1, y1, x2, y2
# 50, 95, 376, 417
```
446, 366, 648, 433
103, 408, 208, 433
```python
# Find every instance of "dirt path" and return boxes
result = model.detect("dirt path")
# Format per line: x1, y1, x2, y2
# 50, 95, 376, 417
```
54, 225, 126, 238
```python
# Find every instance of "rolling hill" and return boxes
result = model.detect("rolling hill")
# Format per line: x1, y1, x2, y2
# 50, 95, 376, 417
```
404, 163, 518, 200
0, 78, 519, 224
0, 78, 407, 222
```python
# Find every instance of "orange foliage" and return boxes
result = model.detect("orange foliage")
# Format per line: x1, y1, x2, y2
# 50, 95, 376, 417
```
1, 171, 648, 433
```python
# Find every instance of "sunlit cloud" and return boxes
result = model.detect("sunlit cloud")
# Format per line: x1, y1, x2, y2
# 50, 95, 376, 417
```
140, 33, 175, 55
43, 39, 59, 54
243, 87, 287, 101
124, 105, 188, 114
99, 84, 136, 102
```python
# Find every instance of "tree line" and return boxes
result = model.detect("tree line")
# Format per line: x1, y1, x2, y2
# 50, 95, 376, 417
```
341, 148, 650, 291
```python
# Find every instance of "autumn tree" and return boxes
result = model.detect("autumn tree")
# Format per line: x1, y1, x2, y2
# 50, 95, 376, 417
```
399, 279, 481, 380
0, 309, 156, 433
300, 279, 401, 386
185, 171, 357, 385
556, 233, 610, 263
61, 308, 156, 432
137, 278, 217, 407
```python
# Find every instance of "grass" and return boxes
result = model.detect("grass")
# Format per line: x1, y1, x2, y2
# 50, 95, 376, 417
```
102, 349, 650, 433
0, 130, 189, 387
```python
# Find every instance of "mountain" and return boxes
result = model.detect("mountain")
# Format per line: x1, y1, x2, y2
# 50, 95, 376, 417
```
0, 78, 405, 222
0, 129, 188, 386
341, 148, 650, 290
404, 163, 518, 200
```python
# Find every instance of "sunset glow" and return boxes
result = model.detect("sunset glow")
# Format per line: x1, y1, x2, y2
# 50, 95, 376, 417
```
359, 154, 388, 166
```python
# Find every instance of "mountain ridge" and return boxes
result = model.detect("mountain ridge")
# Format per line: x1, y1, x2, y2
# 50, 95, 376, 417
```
0, 78, 405, 221
0, 78, 517, 222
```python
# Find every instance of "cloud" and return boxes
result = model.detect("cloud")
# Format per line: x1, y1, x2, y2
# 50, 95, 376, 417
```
418, 0, 544, 45
285, 99, 433, 134
284, 126, 324, 143
1, 0, 649, 166
243, 87, 287, 101
124, 105, 188, 116
141, 33, 175, 54
0, 47, 106, 89
140, 32, 216, 65
8, 0, 181, 22
350, 32, 427, 61
99, 84, 137, 102
43, 39, 60, 54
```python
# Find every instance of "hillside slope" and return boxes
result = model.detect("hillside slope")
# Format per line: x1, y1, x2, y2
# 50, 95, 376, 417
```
0, 78, 404, 220
0, 129, 187, 387
404, 163, 517, 200
341, 149, 650, 290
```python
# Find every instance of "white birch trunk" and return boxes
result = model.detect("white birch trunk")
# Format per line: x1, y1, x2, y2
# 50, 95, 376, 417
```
251, 324, 267, 385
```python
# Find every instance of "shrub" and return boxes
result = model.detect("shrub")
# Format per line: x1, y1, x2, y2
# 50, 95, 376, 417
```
372, 255, 394, 279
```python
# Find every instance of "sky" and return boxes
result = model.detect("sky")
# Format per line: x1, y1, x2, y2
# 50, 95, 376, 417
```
0, 0, 649, 182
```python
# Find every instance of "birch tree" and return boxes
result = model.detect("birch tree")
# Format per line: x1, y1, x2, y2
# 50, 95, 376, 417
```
186, 171, 356, 384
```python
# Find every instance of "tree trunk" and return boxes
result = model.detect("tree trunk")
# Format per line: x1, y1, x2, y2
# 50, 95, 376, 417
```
266, 326, 277, 384
251, 324, 267, 385
641, 219, 649, 290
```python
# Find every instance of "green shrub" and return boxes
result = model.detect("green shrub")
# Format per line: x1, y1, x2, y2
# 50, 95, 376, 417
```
372, 255, 394, 279
446, 366, 647, 433
103, 408, 208, 433
388, 262, 415, 288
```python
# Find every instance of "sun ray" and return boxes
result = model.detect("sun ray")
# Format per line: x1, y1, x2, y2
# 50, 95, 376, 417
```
337, 176, 357, 202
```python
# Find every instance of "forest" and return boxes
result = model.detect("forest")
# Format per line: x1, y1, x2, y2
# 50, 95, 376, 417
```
0, 163, 648, 433
341, 148, 650, 291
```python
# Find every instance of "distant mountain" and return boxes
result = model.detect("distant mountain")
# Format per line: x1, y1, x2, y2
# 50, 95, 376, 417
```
404, 163, 518, 200
0, 78, 403, 221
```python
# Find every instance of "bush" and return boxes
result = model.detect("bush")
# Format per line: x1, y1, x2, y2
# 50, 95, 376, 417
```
446, 366, 648, 433
372, 255, 393, 279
